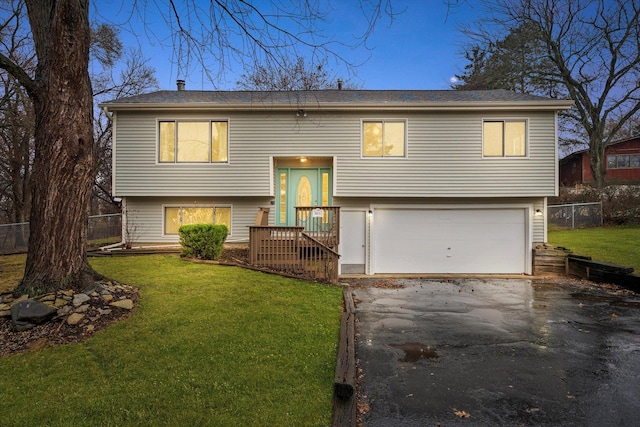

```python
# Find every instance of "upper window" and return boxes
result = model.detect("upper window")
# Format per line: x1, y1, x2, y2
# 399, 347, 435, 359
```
164, 206, 231, 235
362, 120, 406, 157
159, 120, 228, 163
608, 154, 640, 169
483, 120, 527, 157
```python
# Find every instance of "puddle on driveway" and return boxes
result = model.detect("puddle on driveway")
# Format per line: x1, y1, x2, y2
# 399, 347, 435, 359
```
390, 342, 439, 362
379, 317, 414, 329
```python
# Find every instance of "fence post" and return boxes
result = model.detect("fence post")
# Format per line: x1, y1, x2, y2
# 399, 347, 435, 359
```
599, 201, 603, 226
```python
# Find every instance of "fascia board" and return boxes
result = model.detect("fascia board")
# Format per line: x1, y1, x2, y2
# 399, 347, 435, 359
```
100, 100, 574, 112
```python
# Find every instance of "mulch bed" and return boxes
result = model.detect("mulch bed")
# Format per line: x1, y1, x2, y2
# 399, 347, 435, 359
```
0, 284, 139, 358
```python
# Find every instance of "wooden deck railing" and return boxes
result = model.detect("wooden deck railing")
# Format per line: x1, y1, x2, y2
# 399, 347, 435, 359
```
295, 206, 340, 249
249, 225, 339, 283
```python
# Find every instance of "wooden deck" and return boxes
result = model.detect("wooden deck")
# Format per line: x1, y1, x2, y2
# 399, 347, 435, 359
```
248, 206, 341, 283
294, 206, 340, 250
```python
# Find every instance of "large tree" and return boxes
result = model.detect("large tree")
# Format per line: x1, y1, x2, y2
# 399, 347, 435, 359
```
0, 19, 157, 225
0, 0, 98, 295
457, 0, 640, 189
455, 23, 558, 95
0, 0, 392, 295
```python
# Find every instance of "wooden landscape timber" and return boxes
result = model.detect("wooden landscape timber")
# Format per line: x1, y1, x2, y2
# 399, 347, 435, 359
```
333, 287, 357, 427
568, 256, 640, 292
533, 244, 571, 275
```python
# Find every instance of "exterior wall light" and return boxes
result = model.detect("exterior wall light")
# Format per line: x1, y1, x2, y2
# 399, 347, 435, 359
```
535, 209, 543, 217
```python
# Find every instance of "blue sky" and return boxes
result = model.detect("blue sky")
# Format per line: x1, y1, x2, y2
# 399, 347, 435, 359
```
94, 1, 486, 91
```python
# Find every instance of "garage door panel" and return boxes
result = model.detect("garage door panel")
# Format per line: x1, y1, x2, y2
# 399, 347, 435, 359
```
374, 208, 526, 274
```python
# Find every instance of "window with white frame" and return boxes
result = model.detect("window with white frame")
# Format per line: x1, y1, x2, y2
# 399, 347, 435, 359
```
483, 120, 527, 157
362, 120, 406, 157
159, 120, 228, 163
164, 206, 231, 235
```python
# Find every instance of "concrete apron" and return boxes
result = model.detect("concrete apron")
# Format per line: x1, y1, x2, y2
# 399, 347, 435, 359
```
352, 278, 640, 427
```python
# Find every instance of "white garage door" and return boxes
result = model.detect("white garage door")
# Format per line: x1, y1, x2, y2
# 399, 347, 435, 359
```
373, 208, 527, 274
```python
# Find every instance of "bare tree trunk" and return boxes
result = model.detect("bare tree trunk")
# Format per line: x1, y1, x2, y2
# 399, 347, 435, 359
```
589, 144, 607, 190
16, 0, 100, 296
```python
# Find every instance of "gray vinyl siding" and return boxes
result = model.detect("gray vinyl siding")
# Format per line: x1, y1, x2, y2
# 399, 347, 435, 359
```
114, 110, 558, 198
124, 196, 273, 243
336, 111, 557, 197
335, 196, 548, 243
124, 195, 548, 245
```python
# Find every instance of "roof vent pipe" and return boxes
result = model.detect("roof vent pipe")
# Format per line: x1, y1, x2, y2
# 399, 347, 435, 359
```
176, 79, 186, 91
337, 79, 343, 90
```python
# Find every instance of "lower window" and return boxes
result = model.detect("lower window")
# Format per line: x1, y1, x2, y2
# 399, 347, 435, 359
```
608, 154, 640, 169
164, 206, 231, 235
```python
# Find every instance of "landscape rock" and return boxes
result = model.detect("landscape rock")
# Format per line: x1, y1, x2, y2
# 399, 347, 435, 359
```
72, 293, 91, 307
67, 313, 85, 325
10, 300, 57, 332
2, 280, 139, 357
12, 294, 29, 305
57, 306, 72, 316
75, 304, 90, 313
110, 299, 134, 310
54, 298, 68, 308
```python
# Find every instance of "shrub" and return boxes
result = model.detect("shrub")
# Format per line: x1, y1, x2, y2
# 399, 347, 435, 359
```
178, 223, 228, 260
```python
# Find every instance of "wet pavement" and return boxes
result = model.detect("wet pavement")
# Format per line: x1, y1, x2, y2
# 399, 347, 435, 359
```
352, 278, 640, 426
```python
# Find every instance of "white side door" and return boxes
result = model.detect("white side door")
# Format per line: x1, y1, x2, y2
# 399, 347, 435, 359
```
340, 210, 367, 274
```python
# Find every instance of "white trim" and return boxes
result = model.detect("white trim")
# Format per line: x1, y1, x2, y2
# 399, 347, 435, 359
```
338, 207, 369, 275
161, 203, 233, 237
481, 118, 530, 159
554, 111, 559, 196
368, 203, 533, 275
360, 118, 408, 159
268, 156, 274, 197
111, 112, 118, 195
154, 117, 231, 165
332, 156, 338, 197
543, 197, 548, 242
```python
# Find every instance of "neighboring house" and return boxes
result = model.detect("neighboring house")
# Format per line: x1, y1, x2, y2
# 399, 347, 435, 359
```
100, 86, 572, 276
559, 136, 640, 187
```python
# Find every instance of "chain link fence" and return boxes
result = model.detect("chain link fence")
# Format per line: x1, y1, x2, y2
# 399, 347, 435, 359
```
548, 202, 603, 230
0, 213, 122, 255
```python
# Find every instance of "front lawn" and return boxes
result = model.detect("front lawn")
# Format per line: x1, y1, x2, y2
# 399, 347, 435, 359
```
548, 225, 640, 272
0, 254, 343, 426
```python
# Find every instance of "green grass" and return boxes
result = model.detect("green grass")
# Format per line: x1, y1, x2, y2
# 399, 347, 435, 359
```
0, 254, 26, 293
548, 225, 640, 271
0, 255, 343, 426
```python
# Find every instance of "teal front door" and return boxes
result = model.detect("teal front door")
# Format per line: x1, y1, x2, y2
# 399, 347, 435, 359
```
276, 167, 332, 226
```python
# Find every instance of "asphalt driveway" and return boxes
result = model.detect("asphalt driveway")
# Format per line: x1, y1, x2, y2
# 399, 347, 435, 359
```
352, 278, 640, 426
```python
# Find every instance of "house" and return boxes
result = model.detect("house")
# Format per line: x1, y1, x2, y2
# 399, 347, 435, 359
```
100, 86, 572, 276
559, 136, 640, 187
